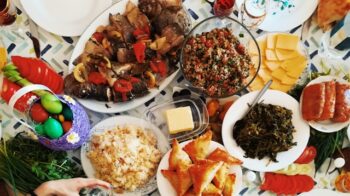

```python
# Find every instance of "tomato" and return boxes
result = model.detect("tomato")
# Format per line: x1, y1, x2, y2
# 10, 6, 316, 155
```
236, 43, 245, 55
219, 100, 233, 121
49, 74, 62, 94
1, 78, 36, 112
88, 72, 107, 85
294, 146, 317, 164
12, 56, 30, 77
205, 39, 213, 48
207, 99, 220, 117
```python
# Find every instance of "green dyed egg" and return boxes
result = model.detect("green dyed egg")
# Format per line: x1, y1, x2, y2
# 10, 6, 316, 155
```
62, 105, 73, 120
41, 94, 63, 114
44, 118, 63, 139
34, 124, 45, 136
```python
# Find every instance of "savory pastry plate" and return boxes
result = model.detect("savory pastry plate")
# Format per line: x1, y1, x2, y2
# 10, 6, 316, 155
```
80, 115, 170, 195
67, 0, 190, 113
222, 90, 310, 172
157, 140, 242, 196
300, 76, 350, 133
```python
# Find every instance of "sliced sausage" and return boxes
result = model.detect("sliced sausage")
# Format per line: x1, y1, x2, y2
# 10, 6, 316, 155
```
302, 83, 326, 121
318, 80, 336, 120
332, 82, 350, 122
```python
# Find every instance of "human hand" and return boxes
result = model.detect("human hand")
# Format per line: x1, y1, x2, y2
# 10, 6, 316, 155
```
33, 178, 111, 196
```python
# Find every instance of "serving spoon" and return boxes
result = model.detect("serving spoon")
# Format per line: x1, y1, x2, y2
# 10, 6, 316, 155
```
242, 79, 273, 117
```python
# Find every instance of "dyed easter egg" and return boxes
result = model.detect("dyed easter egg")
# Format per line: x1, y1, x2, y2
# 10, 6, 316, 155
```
62, 121, 72, 133
58, 114, 65, 123
41, 94, 62, 114
44, 118, 63, 139
30, 103, 49, 123
62, 105, 73, 120
34, 124, 45, 136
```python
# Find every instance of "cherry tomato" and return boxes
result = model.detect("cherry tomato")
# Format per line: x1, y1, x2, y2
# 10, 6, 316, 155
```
294, 146, 317, 164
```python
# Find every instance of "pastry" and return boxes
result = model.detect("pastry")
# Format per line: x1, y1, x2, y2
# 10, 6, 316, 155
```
189, 159, 223, 194
317, 0, 350, 30
169, 139, 192, 170
183, 131, 212, 162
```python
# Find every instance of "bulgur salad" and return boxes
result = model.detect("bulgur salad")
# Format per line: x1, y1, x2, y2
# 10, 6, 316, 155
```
87, 125, 162, 193
182, 28, 253, 97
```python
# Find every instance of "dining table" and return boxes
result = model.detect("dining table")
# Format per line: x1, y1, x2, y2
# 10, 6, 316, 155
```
1, 0, 350, 195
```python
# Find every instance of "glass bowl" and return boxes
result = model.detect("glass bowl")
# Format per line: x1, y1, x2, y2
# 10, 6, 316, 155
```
144, 95, 209, 143
180, 16, 261, 98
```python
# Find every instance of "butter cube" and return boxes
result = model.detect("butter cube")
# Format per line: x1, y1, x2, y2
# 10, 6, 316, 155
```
165, 106, 194, 134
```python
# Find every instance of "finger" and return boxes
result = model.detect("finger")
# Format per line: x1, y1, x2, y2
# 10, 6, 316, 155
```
75, 178, 111, 189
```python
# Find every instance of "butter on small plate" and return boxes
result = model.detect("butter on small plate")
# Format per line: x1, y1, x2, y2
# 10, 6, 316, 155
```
144, 95, 209, 143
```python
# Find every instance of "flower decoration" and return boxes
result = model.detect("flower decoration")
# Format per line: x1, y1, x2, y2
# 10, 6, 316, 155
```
63, 95, 76, 105
66, 132, 80, 144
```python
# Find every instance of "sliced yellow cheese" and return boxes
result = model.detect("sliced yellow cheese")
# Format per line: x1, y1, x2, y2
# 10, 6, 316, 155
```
250, 76, 264, 91
287, 65, 305, 78
265, 61, 281, 71
280, 56, 307, 71
258, 68, 272, 82
286, 58, 307, 78
271, 67, 286, 81
265, 49, 278, 61
0, 47, 7, 70
276, 34, 299, 50
281, 76, 297, 85
258, 39, 267, 56
165, 106, 194, 134
275, 49, 301, 60
267, 34, 277, 49
270, 79, 292, 93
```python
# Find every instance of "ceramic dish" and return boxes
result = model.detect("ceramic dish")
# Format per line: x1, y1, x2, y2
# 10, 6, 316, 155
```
157, 140, 242, 196
20, 0, 112, 36
300, 75, 350, 133
68, 0, 190, 113
222, 90, 310, 172
80, 115, 170, 195
236, 0, 318, 32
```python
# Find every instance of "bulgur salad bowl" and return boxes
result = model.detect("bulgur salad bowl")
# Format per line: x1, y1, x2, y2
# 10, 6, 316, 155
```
80, 115, 170, 195
180, 16, 261, 98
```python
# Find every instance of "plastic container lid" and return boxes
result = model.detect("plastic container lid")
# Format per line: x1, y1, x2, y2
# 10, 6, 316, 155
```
144, 95, 209, 143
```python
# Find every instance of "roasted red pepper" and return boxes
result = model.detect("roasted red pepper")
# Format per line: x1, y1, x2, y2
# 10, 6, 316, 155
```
150, 59, 167, 77
133, 42, 146, 63
113, 79, 133, 93
129, 76, 141, 83
92, 32, 104, 43
133, 25, 150, 40
88, 72, 107, 85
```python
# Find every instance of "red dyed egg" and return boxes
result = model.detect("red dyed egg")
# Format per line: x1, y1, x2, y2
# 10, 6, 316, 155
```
30, 103, 49, 123
62, 121, 72, 133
